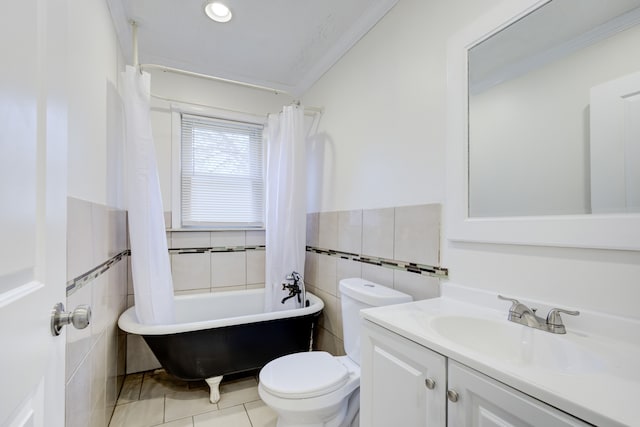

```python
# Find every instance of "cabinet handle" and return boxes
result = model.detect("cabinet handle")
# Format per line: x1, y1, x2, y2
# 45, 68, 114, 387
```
447, 389, 459, 402
425, 378, 436, 390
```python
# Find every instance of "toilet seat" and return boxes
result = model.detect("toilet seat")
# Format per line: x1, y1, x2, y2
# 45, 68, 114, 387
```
260, 352, 349, 399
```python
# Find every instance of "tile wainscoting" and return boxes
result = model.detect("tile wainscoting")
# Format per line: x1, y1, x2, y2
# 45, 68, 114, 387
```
125, 204, 444, 376
66, 197, 128, 427
305, 204, 444, 355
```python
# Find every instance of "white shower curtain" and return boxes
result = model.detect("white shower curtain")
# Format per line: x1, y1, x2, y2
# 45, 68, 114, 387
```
122, 65, 175, 325
265, 105, 306, 312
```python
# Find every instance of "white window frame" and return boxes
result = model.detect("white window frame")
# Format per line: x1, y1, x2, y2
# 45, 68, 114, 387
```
171, 103, 266, 230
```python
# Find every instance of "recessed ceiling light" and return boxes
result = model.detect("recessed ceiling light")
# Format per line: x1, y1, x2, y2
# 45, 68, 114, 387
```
205, 2, 232, 23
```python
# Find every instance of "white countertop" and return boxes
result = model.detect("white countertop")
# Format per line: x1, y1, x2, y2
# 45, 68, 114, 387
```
360, 284, 640, 427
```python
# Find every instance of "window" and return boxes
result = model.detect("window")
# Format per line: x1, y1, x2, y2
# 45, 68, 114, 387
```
177, 113, 264, 228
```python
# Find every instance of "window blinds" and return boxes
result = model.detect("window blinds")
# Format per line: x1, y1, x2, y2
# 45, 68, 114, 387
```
180, 114, 264, 228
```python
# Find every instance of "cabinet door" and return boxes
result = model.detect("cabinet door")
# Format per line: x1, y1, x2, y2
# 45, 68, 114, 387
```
447, 361, 591, 426
361, 320, 446, 427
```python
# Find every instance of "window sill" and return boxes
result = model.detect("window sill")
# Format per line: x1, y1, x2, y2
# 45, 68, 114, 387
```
167, 227, 266, 232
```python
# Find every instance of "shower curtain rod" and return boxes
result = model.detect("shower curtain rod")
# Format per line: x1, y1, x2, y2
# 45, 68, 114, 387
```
141, 63, 288, 95
130, 23, 323, 116
141, 64, 324, 115
149, 92, 323, 118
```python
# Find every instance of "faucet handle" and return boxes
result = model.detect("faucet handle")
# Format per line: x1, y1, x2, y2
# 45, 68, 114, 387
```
546, 308, 580, 334
498, 295, 536, 321
498, 295, 520, 307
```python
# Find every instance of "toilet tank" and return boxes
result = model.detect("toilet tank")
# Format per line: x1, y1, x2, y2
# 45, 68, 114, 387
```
339, 278, 412, 364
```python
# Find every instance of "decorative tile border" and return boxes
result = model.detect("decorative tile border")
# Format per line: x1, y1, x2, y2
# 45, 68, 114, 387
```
66, 250, 130, 297
67, 245, 265, 297
168, 245, 265, 254
68, 243, 441, 297
306, 246, 449, 278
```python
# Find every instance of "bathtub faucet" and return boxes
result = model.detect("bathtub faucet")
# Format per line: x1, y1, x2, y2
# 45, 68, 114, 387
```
281, 271, 307, 307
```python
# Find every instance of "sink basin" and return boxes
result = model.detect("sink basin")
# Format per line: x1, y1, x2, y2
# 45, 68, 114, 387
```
430, 315, 604, 374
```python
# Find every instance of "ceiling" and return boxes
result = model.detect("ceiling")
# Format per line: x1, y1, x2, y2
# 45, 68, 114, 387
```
106, 0, 399, 96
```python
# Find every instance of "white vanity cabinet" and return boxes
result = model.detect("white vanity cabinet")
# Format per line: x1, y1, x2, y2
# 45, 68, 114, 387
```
361, 319, 447, 427
361, 320, 591, 427
447, 361, 590, 427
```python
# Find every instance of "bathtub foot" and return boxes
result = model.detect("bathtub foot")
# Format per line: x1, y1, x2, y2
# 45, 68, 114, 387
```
205, 376, 223, 403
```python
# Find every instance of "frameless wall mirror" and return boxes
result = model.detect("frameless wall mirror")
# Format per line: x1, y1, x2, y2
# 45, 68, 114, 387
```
446, 0, 640, 249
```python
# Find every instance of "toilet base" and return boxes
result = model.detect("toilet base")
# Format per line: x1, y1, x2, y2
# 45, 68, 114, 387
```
274, 404, 347, 427
266, 388, 359, 427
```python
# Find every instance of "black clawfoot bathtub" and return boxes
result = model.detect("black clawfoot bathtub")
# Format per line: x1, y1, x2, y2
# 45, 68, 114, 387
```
118, 288, 323, 402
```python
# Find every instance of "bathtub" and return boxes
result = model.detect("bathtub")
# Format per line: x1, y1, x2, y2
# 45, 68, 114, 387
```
118, 288, 323, 403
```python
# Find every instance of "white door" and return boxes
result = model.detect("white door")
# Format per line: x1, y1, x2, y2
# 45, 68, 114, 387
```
1, 0, 68, 426
590, 71, 640, 213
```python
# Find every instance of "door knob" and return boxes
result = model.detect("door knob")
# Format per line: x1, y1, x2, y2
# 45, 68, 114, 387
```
425, 378, 436, 390
51, 302, 91, 336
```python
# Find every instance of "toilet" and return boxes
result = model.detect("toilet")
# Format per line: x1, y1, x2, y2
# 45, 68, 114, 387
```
258, 278, 413, 427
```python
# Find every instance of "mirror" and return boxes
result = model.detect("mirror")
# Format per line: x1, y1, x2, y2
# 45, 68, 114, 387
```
446, 0, 640, 249
468, 0, 640, 218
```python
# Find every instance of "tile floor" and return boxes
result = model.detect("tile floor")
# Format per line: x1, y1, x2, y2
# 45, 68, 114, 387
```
109, 370, 277, 427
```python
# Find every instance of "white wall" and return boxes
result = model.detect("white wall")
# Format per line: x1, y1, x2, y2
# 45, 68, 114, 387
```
67, 0, 124, 208
469, 25, 640, 217
148, 70, 294, 212
65, 1, 128, 426
301, 0, 640, 319
303, 0, 501, 213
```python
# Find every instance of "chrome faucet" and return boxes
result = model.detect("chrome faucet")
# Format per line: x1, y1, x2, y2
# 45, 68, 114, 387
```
281, 271, 307, 308
498, 295, 579, 334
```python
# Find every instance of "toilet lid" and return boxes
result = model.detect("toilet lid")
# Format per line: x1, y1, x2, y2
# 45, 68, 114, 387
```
260, 351, 350, 399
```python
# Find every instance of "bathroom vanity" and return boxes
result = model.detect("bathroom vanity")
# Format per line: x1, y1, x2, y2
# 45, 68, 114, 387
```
359, 284, 640, 427
359, 0, 640, 424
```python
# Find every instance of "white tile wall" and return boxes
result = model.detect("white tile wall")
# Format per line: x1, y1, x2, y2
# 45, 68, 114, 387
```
171, 253, 211, 291
316, 254, 338, 295
394, 204, 440, 265
304, 252, 318, 287
336, 259, 362, 289
246, 250, 265, 285
66, 349, 92, 427
67, 197, 95, 280
314, 288, 342, 339
394, 270, 440, 301
361, 263, 394, 288
211, 252, 246, 288
66, 280, 94, 382
126, 335, 161, 374
362, 207, 395, 259
171, 232, 210, 248
337, 210, 362, 254
245, 230, 266, 246
66, 198, 128, 427
318, 211, 338, 249
211, 230, 245, 247
212, 285, 248, 293
307, 204, 442, 356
